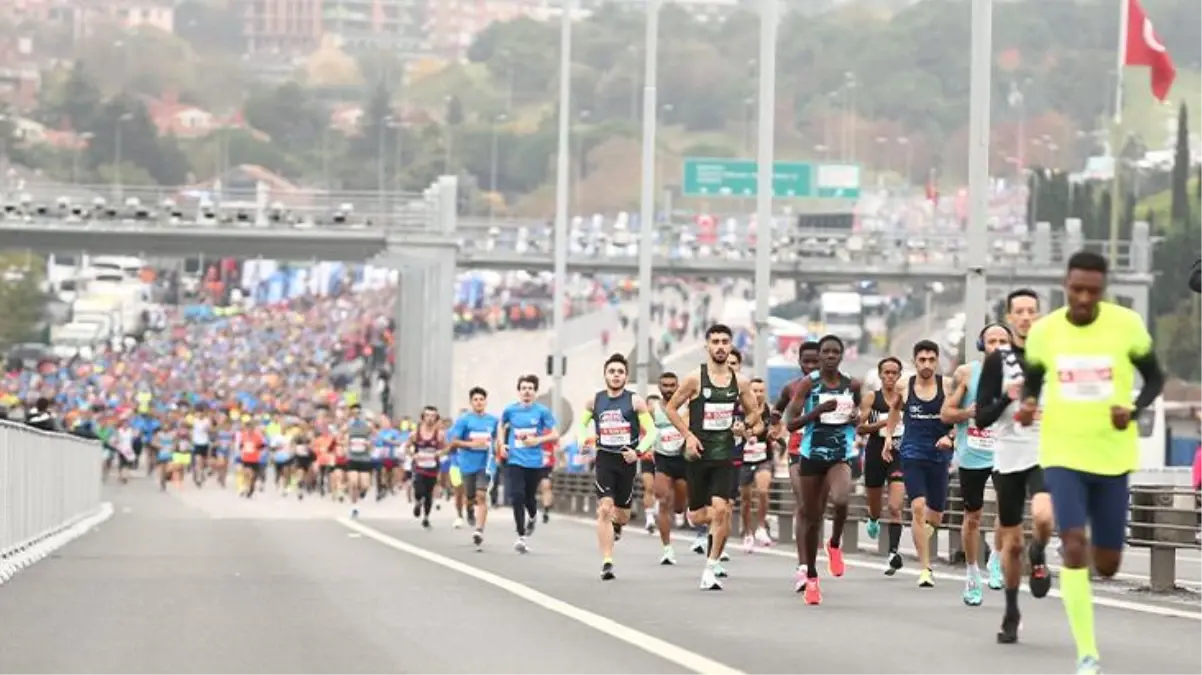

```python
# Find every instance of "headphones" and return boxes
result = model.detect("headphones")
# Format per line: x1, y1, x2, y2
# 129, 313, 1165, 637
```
976, 322, 1014, 353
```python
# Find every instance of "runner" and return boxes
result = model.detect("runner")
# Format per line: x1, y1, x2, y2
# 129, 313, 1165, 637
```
884, 339, 955, 589
637, 427, 658, 533
785, 335, 861, 605
664, 323, 762, 590
577, 353, 657, 580
498, 375, 559, 553
1016, 251, 1164, 674
973, 289, 1054, 643
189, 404, 214, 488
773, 340, 820, 590
739, 377, 775, 554
409, 406, 446, 529
650, 372, 688, 565
858, 356, 907, 576
941, 323, 1010, 605
344, 403, 375, 517
448, 387, 500, 550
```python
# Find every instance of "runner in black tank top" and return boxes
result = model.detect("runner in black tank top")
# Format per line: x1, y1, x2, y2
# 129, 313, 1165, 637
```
857, 356, 907, 575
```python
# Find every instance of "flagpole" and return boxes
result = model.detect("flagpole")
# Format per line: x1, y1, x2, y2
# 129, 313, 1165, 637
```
1108, 0, 1129, 269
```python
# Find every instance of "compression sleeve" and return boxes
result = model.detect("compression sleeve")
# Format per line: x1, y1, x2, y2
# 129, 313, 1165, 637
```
636, 412, 658, 452
974, 350, 1010, 429
1021, 362, 1046, 401
1132, 352, 1165, 412
576, 409, 594, 440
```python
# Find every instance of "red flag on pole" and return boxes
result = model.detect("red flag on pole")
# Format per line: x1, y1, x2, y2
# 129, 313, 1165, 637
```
1123, 0, 1176, 101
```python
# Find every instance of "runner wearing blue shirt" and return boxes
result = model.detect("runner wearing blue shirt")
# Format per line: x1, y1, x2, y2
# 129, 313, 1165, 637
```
449, 386, 501, 550
498, 374, 559, 553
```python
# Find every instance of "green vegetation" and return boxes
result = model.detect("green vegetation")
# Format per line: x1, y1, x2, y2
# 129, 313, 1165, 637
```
6, 0, 1200, 214
0, 254, 49, 348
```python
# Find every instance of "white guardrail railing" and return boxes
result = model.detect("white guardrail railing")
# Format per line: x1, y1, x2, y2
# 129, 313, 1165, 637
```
0, 420, 108, 583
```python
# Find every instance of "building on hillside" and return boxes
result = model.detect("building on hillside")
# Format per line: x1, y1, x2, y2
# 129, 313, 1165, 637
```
601, 0, 740, 22
145, 93, 219, 138
6, 0, 177, 37
321, 0, 428, 55
232, 0, 325, 55
0, 65, 41, 112
425, 0, 529, 62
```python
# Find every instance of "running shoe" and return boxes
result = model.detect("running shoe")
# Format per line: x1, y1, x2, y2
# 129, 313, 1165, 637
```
513, 537, 529, 554
996, 613, 1021, 644
472, 530, 483, 550
712, 562, 728, 578
1028, 542, 1052, 599
690, 531, 707, 555
803, 578, 822, 605
700, 566, 722, 590
600, 561, 616, 581
452, 517, 465, 529
825, 540, 845, 577
918, 568, 934, 588
884, 551, 904, 576
793, 565, 806, 593
754, 527, 773, 547
742, 534, 756, 554
1075, 656, 1102, 674
962, 576, 984, 606
719, 550, 731, 562
866, 518, 880, 540
659, 546, 676, 565
987, 551, 1004, 590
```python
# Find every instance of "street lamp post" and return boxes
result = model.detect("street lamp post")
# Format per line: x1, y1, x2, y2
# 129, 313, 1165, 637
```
489, 113, 507, 223
752, 0, 778, 382
963, 0, 992, 357
550, 0, 574, 419
635, 0, 660, 396
377, 114, 393, 218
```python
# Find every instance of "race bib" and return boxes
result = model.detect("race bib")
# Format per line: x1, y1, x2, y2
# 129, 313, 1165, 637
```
350, 438, 369, 453
597, 410, 632, 447
468, 431, 492, 447
294, 445, 310, 456
415, 449, 438, 469
965, 424, 995, 452
818, 394, 855, 425
743, 439, 768, 463
513, 427, 537, 448
701, 402, 735, 431
1055, 355, 1115, 402
659, 427, 684, 452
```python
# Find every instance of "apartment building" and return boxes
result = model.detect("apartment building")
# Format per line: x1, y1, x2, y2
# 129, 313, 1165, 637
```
322, 0, 428, 55
233, 0, 325, 54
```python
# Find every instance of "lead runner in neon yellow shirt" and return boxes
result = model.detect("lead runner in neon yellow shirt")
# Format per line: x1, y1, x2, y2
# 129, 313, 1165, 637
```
1017, 251, 1165, 675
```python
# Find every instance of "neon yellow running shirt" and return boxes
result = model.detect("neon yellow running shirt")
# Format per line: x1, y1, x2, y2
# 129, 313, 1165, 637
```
1024, 302, 1152, 476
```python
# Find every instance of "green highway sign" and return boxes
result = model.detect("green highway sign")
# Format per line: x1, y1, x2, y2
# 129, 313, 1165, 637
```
681, 158, 860, 199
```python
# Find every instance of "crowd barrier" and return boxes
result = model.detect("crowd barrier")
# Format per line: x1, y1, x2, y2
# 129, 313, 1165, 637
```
549, 469, 1200, 593
0, 421, 105, 581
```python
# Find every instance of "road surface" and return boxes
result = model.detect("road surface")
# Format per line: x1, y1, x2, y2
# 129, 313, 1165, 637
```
0, 479, 1196, 674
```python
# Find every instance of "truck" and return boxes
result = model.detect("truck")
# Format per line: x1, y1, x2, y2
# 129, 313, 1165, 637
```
819, 291, 864, 344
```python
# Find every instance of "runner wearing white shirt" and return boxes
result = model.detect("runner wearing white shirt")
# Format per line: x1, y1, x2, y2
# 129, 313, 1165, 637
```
650, 372, 689, 565
190, 406, 213, 488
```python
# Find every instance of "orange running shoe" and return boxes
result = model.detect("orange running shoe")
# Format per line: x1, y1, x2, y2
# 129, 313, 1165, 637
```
803, 577, 822, 605
826, 540, 845, 577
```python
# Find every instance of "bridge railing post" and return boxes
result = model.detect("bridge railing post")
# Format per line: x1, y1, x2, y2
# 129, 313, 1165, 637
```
1130, 221, 1152, 274
1032, 222, 1051, 267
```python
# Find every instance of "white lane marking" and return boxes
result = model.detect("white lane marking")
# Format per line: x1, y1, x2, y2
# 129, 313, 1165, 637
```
555, 514, 1202, 622
338, 517, 745, 675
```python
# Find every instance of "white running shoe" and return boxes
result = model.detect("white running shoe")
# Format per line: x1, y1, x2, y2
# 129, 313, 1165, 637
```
514, 537, 529, 554
700, 566, 723, 590
453, 517, 465, 529
742, 534, 756, 554
754, 527, 773, 547
659, 546, 676, 565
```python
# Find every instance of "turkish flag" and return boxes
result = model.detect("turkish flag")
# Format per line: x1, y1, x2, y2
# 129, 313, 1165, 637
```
1123, 0, 1176, 101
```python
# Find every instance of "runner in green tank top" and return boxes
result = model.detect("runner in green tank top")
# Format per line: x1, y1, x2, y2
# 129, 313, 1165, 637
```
664, 323, 762, 591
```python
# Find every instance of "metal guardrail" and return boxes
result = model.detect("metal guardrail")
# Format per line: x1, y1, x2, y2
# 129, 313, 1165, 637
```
0, 421, 104, 570
549, 470, 1200, 593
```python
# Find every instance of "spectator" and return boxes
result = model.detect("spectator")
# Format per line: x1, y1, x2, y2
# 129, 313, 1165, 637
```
24, 398, 57, 432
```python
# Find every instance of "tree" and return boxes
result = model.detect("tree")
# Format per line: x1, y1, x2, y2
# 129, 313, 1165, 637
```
0, 255, 47, 348
1155, 298, 1201, 380
244, 83, 328, 155
1170, 103, 1191, 228
37, 64, 103, 131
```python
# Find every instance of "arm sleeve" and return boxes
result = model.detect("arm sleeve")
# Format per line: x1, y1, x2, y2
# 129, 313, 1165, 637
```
577, 409, 594, 439
974, 350, 1010, 429
636, 412, 658, 451
1132, 352, 1165, 411
1021, 321, 1047, 400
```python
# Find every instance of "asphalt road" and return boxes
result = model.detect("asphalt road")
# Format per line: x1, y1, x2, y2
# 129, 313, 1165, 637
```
0, 479, 1196, 674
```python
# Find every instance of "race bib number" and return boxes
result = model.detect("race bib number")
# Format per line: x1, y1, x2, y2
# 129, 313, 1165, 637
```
350, 438, 369, 453
743, 439, 768, 463
659, 427, 684, 452
701, 403, 735, 431
597, 410, 632, 447
295, 445, 310, 456
415, 449, 438, 469
880, 421, 904, 438
468, 431, 492, 447
818, 394, 855, 425
965, 424, 995, 452
1055, 355, 1115, 402
513, 427, 538, 448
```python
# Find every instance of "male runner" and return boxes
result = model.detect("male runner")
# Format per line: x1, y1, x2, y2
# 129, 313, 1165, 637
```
638, 413, 658, 533
739, 377, 775, 553
408, 406, 445, 529
1017, 251, 1164, 674
687, 349, 741, 566
785, 335, 860, 605
774, 340, 820, 590
664, 324, 762, 590
578, 353, 657, 579
449, 387, 500, 549
941, 323, 1009, 605
499, 374, 559, 553
973, 289, 1054, 644
650, 372, 689, 565
344, 403, 375, 517
884, 339, 955, 588
858, 356, 907, 575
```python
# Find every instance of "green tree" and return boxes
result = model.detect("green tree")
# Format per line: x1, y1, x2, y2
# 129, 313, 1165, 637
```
0, 255, 47, 348
244, 83, 328, 155
37, 64, 103, 131
1155, 298, 1201, 380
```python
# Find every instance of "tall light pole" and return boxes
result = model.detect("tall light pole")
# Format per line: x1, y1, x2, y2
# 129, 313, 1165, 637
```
489, 112, 507, 223
377, 114, 393, 218
635, 0, 660, 396
963, 0, 992, 358
752, 0, 777, 382
550, 0, 573, 420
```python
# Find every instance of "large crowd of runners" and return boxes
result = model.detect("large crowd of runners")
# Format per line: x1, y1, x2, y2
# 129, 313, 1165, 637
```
72, 251, 1162, 675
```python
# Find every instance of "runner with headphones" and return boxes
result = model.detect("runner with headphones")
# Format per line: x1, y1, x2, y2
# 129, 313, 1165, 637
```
941, 321, 1012, 606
